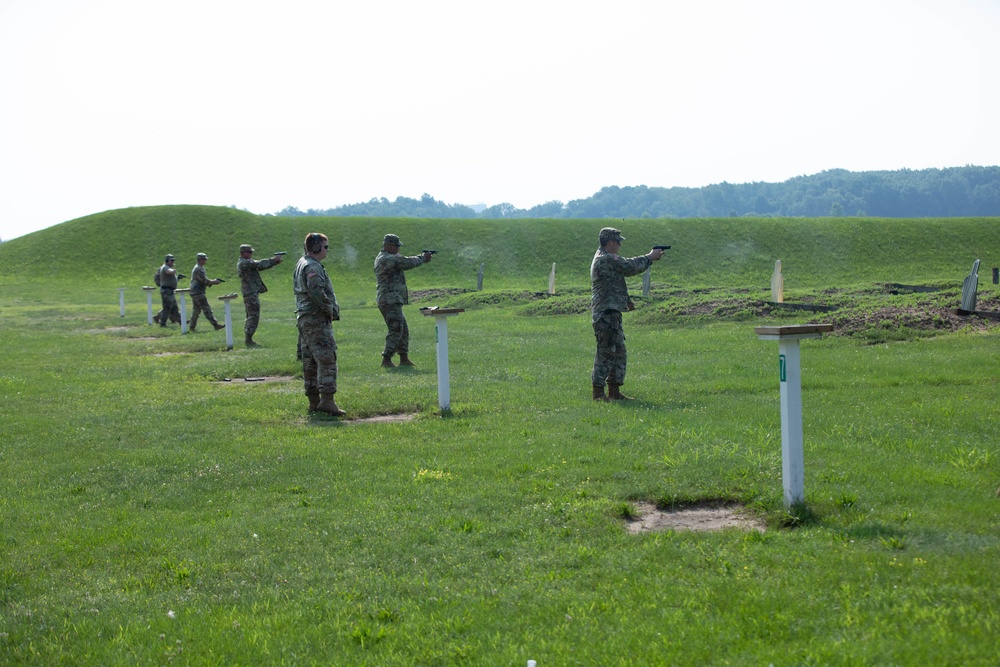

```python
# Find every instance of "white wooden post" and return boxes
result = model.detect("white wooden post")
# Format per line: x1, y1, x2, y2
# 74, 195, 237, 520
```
642, 266, 651, 297
219, 294, 239, 350
421, 307, 465, 410
548, 263, 556, 295
118, 288, 127, 317
477, 263, 484, 291
143, 286, 157, 325
176, 288, 190, 334
755, 324, 832, 507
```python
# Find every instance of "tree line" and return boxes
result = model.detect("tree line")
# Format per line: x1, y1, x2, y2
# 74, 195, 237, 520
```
269, 165, 1000, 219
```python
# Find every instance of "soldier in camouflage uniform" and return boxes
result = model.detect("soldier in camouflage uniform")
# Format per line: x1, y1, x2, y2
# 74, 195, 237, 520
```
237, 243, 284, 347
374, 234, 432, 367
188, 253, 225, 331
157, 254, 182, 327
590, 227, 664, 401
293, 233, 345, 416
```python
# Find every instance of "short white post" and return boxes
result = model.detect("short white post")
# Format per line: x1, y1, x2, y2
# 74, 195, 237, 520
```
118, 287, 127, 317
477, 263, 484, 291
642, 266, 651, 297
421, 307, 465, 410
143, 286, 157, 325
771, 260, 784, 303
219, 294, 239, 350
755, 324, 832, 508
176, 288, 190, 334
548, 263, 556, 295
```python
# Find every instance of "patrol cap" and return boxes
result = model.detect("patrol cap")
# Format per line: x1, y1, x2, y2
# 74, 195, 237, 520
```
239, 244, 254, 253
165, 254, 175, 261
383, 234, 402, 246
599, 227, 625, 244
196, 253, 208, 260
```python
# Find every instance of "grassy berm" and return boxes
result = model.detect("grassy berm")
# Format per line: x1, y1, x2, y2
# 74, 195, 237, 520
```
0, 207, 998, 664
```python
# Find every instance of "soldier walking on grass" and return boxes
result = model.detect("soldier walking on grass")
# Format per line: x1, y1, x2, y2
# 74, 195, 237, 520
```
188, 253, 225, 331
156, 254, 182, 327
237, 243, 284, 348
590, 227, 664, 401
293, 233, 346, 417
374, 234, 432, 368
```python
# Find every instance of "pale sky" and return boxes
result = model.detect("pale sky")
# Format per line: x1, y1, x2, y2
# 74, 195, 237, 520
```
2, 0, 998, 240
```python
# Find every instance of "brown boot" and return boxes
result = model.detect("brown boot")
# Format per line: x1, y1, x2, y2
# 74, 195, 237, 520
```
315, 393, 346, 417
608, 383, 633, 401
398, 353, 415, 367
307, 392, 321, 412
381, 355, 396, 368
593, 384, 610, 402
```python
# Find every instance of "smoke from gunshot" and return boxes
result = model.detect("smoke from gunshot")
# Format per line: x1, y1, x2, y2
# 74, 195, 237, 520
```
341, 244, 359, 269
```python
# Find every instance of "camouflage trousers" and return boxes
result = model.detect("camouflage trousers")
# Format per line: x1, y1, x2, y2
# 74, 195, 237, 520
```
297, 315, 338, 395
158, 288, 181, 325
378, 303, 409, 356
243, 293, 261, 338
591, 310, 627, 387
190, 293, 220, 328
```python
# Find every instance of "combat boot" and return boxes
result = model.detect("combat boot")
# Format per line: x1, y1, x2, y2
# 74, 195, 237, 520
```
315, 393, 346, 417
381, 355, 396, 368
246, 336, 260, 348
307, 392, 321, 412
608, 383, 633, 401
213, 322, 225, 330
398, 353, 415, 367
593, 384, 610, 402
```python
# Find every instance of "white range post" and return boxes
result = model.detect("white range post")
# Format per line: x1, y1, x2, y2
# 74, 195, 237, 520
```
754, 324, 833, 508
175, 288, 191, 334
642, 266, 651, 297
421, 307, 466, 410
548, 263, 556, 295
142, 286, 157, 325
218, 294, 239, 350
118, 287, 127, 317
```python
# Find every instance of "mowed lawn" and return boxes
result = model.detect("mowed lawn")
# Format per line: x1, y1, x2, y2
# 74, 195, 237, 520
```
1, 274, 998, 664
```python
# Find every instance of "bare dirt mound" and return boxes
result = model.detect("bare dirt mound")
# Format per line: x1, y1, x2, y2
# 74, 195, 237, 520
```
627, 501, 765, 533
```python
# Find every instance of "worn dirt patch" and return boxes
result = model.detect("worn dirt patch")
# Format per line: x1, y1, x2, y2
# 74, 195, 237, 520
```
627, 501, 765, 533
309, 413, 418, 425
215, 376, 297, 384
149, 352, 193, 357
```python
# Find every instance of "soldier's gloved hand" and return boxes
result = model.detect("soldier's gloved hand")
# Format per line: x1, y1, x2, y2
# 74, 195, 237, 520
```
626, 299, 636, 312
422, 252, 433, 262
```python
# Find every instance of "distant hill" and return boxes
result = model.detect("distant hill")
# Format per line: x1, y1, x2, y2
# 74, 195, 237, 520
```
271, 166, 1000, 219
2, 205, 998, 294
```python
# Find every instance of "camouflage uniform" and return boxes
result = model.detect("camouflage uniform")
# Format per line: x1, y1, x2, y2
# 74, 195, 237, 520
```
237, 246, 281, 340
189, 261, 221, 330
157, 260, 181, 326
294, 254, 340, 396
374, 243, 426, 357
590, 237, 651, 388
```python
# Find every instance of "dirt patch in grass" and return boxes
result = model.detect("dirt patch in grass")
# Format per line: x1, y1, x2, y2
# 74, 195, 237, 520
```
149, 352, 193, 357
215, 376, 298, 384
309, 413, 418, 425
627, 501, 765, 533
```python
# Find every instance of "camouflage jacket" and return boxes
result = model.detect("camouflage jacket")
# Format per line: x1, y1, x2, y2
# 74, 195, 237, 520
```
374, 251, 424, 306
237, 256, 280, 296
590, 248, 651, 322
294, 256, 339, 321
189, 264, 210, 296
158, 263, 178, 289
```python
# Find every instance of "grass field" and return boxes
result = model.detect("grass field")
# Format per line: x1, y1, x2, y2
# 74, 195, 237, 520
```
1, 209, 998, 664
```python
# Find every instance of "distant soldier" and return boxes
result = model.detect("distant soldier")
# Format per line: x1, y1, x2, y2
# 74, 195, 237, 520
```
157, 254, 182, 327
237, 243, 284, 348
188, 253, 225, 331
590, 227, 664, 401
293, 233, 345, 416
374, 233, 432, 367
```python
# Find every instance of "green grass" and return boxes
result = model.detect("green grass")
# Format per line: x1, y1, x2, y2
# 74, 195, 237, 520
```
1, 208, 999, 664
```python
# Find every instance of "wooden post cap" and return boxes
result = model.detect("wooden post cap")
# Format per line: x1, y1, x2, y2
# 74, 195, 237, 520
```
419, 307, 465, 316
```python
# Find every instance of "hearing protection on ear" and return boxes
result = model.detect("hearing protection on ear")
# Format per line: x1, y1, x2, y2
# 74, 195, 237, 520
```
308, 234, 322, 252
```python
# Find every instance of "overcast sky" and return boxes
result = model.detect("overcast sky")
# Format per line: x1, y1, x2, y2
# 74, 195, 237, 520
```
1, 0, 998, 240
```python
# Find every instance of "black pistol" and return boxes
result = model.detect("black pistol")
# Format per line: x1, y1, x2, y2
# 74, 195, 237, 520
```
422, 249, 438, 255
653, 245, 671, 250
273, 251, 287, 256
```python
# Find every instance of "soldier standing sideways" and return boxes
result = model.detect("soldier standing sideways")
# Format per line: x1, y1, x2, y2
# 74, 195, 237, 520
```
156, 254, 183, 327
188, 253, 225, 331
237, 243, 284, 348
374, 234, 432, 367
590, 227, 664, 401
293, 233, 346, 416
